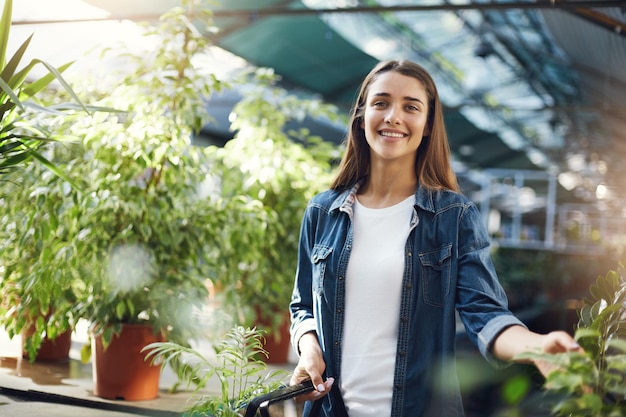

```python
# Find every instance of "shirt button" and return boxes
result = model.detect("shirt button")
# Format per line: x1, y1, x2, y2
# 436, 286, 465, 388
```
338, 276, 343, 280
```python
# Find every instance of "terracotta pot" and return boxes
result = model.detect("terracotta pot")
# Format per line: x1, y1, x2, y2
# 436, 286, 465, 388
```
255, 310, 291, 364
21, 327, 72, 362
91, 323, 164, 401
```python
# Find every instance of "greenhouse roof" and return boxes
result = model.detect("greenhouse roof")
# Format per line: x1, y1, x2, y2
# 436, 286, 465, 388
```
12, 0, 626, 208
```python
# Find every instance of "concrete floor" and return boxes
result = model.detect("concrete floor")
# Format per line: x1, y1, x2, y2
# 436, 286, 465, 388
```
0, 321, 298, 416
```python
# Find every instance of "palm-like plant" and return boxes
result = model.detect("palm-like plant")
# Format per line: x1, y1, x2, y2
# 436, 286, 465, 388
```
0, 0, 101, 361
0, 0, 87, 179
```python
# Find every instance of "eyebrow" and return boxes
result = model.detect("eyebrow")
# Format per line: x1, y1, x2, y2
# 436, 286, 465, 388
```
371, 92, 425, 105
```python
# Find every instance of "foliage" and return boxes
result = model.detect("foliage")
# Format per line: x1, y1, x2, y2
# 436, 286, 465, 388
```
0, 145, 82, 361
210, 67, 342, 332
0, 0, 90, 180
144, 325, 288, 416
0, 0, 224, 359
1, 0, 345, 364
66, 0, 225, 349
517, 265, 626, 416
0, 0, 107, 361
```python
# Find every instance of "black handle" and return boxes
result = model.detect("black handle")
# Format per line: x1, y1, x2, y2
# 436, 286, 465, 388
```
244, 379, 315, 417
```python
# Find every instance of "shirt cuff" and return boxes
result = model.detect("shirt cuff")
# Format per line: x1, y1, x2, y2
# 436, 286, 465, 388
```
478, 314, 527, 368
291, 318, 317, 355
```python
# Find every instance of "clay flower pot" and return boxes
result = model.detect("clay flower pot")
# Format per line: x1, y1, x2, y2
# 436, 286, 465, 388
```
91, 323, 164, 401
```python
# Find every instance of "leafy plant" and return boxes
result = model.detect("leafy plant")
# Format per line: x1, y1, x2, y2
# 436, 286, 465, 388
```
0, 0, 89, 180
0, 148, 83, 361
144, 326, 288, 416
517, 265, 626, 416
0, 0, 107, 361
212, 67, 342, 333
0, 0, 224, 362
65, 0, 226, 350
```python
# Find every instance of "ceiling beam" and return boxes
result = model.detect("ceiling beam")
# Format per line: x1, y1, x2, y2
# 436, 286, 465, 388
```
567, 8, 626, 38
211, 1, 625, 16
12, 1, 625, 25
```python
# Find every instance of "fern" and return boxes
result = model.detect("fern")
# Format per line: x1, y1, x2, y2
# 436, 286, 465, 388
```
144, 326, 288, 416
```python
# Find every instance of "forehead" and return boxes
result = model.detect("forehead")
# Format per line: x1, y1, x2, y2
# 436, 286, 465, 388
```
366, 71, 428, 100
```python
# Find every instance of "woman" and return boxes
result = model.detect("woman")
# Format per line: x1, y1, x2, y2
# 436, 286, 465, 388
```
289, 60, 580, 417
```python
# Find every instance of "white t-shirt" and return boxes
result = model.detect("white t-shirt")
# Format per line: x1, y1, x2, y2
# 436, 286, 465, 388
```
341, 195, 415, 417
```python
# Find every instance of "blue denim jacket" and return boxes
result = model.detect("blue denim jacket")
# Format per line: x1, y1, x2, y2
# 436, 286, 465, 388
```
290, 183, 525, 417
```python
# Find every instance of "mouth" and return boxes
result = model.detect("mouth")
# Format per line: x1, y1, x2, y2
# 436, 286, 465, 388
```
379, 130, 407, 139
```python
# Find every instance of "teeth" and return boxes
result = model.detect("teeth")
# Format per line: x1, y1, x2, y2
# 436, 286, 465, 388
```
381, 131, 405, 138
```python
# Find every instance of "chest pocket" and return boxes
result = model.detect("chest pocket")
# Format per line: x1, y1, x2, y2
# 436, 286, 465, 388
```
311, 245, 333, 294
418, 244, 452, 307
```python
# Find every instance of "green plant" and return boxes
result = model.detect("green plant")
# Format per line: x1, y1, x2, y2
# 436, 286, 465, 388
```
65, 0, 225, 350
517, 265, 626, 416
0, 0, 224, 361
144, 325, 288, 416
212, 67, 342, 333
0, 0, 88, 179
0, 0, 104, 361
0, 148, 83, 361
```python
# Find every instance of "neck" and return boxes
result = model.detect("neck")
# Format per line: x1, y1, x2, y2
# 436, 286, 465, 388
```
358, 163, 417, 208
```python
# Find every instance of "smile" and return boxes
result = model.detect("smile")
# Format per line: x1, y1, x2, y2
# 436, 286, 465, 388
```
379, 131, 406, 138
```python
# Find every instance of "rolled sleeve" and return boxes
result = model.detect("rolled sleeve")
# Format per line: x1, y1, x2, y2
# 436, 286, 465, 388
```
478, 314, 527, 368
291, 318, 317, 354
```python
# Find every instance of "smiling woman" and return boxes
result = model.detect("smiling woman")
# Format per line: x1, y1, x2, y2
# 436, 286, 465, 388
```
288, 59, 582, 417
360, 71, 429, 181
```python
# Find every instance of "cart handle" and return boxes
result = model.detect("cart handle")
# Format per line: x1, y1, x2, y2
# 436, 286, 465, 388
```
244, 379, 315, 417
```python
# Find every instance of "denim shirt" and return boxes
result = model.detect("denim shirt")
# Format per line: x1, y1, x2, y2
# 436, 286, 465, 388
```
290, 183, 525, 417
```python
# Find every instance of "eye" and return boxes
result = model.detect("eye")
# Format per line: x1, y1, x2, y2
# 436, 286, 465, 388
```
373, 101, 387, 108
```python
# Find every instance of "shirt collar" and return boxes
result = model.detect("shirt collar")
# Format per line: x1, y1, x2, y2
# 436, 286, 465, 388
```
329, 181, 437, 214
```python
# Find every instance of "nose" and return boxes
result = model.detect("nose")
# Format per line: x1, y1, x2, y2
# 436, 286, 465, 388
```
384, 106, 400, 125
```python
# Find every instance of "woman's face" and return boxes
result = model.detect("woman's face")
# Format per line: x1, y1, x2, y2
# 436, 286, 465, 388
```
361, 71, 429, 167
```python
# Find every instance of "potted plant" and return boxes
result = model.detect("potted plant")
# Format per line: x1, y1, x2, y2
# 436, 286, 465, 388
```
0, 0, 96, 362
0, 151, 81, 362
517, 264, 626, 416
1, 0, 227, 399
56, 1, 233, 400
210, 68, 341, 363
145, 325, 289, 416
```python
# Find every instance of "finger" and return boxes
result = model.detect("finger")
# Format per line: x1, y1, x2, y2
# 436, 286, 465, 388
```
545, 331, 581, 354
294, 377, 334, 403
290, 367, 313, 384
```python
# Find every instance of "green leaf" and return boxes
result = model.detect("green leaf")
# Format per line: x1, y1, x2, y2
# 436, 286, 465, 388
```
574, 327, 601, 341
0, 76, 23, 111
115, 301, 126, 320
80, 343, 91, 364
29, 150, 82, 193
0, 0, 12, 70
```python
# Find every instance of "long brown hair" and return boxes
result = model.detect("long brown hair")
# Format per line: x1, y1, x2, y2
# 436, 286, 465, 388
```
330, 60, 459, 192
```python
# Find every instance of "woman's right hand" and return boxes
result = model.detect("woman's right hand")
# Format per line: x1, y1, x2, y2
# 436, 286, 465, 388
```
290, 332, 335, 402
